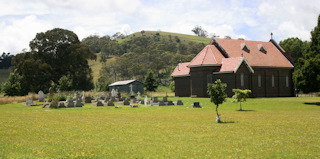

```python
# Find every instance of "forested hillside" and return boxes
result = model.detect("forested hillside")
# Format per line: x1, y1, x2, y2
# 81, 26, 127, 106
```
83, 31, 211, 90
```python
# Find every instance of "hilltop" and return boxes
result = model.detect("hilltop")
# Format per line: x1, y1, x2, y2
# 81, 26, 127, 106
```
117, 31, 211, 44
88, 31, 211, 84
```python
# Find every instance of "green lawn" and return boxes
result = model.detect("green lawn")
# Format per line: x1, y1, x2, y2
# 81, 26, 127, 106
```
0, 97, 320, 158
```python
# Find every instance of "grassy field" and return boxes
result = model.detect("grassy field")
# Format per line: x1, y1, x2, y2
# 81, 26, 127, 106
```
1, 97, 320, 158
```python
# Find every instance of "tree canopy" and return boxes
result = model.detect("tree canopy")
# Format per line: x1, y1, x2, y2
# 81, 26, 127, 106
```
231, 89, 251, 111
6, 28, 96, 95
279, 37, 310, 64
0, 52, 14, 69
192, 25, 208, 37
292, 14, 320, 93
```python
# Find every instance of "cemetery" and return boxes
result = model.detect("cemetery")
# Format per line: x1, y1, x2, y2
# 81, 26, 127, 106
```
0, 93, 319, 158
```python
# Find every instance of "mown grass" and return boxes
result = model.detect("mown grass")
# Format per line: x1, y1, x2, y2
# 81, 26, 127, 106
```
0, 97, 319, 158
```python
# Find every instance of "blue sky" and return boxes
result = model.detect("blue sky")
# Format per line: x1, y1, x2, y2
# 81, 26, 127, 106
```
1, 0, 320, 54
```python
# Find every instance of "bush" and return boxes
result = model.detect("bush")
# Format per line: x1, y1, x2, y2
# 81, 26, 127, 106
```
169, 81, 175, 92
1, 72, 22, 96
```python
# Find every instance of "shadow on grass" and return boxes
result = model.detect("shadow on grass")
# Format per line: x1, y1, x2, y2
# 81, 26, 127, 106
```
218, 121, 236, 124
236, 109, 256, 112
304, 102, 320, 106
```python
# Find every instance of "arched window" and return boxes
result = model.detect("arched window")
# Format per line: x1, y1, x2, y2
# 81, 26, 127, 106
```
241, 73, 244, 87
258, 74, 261, 87
272, 75, 275, 87
286, 75, 289, 87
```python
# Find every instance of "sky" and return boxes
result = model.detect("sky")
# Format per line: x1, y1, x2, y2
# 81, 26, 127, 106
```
1, 0, 320, 55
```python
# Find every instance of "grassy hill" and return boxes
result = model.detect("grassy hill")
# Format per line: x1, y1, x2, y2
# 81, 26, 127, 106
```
90, 31, 211, 83
118, 31, 212, 44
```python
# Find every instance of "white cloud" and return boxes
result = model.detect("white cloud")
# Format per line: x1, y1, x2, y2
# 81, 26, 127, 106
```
1, 0, 320, 54
0, 15, 53, 54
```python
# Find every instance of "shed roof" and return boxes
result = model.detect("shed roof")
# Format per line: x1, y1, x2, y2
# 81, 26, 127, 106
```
109, 80, 142, 86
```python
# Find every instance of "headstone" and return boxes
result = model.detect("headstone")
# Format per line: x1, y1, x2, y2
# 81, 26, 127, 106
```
59, 102, 66, 108
50, 99, 59, 108
91, 89, 94, 100
192, 102, 201, 108
85, 97, 92, 103
132, 98, 137, 104
144, 96, 148, 106
38, 90, 44, 102
116, 89, 121, 99
26, 98, 33, 106
100, 91, 105, 100
49, 87, 54, 99
176, 100, 183, 105
75, 97, 83, 107
162, 96, 167, 102
129, 84, 135, 98
66, 96, 70, 102
111, 89, 117, 97
57, 89, 61, 97
45, 99, 49, 105
140, 100, 144, 104
96, 95, 100, 102
123, 99, 130, 105
82, 91, 85, 102
109, 97, 116, 102
96, 101, 104, 106
167, 101, 174, 106
67, 98, 74, 107
104, 96, 110, 102
106, 101, 114, 106
118, 97, 125, 101
152, 97, 158, 103
150, 99, 153, 106
159, 101, 165, 106
137, 92, 141, 101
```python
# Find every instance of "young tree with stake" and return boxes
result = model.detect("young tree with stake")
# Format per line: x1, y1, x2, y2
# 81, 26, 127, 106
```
231, 89, 252, 111
207, 79, 227, 123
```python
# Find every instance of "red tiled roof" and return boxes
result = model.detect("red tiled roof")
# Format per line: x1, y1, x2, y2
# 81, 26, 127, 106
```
188, 45, 224, 67
171, 62, 190, 77
215, 38, 294, 68
218, 57, 254, 73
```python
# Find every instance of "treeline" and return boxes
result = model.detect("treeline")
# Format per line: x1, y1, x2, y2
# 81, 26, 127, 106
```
279, 14, 320, 94
0, 53, 14, 69
82, 33, 206, 88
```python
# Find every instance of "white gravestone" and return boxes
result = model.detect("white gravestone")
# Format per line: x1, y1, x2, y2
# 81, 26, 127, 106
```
144, 96, 148, 106
38, 90, 44, 102
137, 92, 141, 101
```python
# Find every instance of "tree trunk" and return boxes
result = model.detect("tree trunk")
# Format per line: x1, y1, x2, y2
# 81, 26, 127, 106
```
216, 104, 221, 123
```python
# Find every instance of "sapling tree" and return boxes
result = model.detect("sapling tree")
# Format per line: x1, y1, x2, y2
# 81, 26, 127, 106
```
207, 79, 227, 123
232, 89, 252, 111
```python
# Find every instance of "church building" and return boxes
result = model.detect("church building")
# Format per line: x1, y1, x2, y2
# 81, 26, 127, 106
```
171, 37, 295, 97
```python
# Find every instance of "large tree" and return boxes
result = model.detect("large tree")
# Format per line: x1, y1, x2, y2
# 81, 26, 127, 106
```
293, 15, 320, 93
279, 37, 310, 64
192, 25, 208, 37
10, 28, 96, 95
